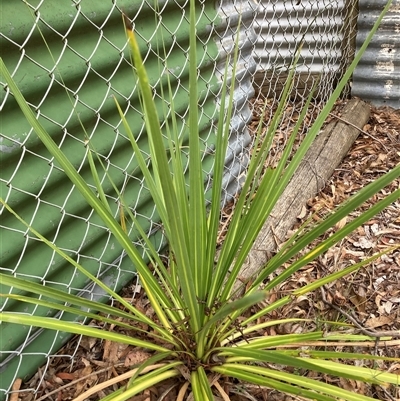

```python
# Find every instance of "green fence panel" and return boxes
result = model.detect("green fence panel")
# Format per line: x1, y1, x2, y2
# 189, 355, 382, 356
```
0, 0, 223, 394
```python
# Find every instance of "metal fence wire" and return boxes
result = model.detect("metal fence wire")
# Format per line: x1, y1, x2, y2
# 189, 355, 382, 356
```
0, 0, 358, 398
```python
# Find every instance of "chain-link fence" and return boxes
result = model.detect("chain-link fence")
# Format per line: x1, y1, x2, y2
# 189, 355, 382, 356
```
0, 0, 358, 399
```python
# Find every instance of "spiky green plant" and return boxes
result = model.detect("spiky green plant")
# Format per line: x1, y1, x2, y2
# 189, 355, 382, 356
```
1, 0, 399, 400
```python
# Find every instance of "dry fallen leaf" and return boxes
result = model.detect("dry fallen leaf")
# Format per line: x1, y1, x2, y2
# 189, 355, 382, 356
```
56, 372, 75, 381
353, 237, 375, 249
335, 216, 347, 230
74, 364, 94, 397
124, 348, 152, 367
297, 204, 307, 219
365, 315, 393, 329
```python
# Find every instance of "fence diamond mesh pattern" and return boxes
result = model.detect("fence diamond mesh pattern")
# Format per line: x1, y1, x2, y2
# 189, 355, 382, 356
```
1, 0, 357, 399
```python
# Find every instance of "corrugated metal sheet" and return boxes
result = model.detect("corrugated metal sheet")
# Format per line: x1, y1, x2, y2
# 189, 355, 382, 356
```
0, 0, 256, 397
352, 0, 400, 108
253, 0, 352, 99
215, 0, 258, 201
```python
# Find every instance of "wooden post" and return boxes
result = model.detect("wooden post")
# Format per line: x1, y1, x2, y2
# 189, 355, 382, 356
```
235, 98, 371, 294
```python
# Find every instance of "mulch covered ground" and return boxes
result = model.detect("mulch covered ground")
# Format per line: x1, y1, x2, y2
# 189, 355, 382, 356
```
14, 101, 400, 401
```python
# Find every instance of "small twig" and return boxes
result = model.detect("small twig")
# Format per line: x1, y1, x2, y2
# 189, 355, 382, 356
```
320, 286, 400, 338
74, 363, 169, 401
327, 110, 389, 152
270, 224, 284, 250
217, 215, 232, 244
34, 363, 124, 401
380, 385, 398, 401
303, 159, 325, 192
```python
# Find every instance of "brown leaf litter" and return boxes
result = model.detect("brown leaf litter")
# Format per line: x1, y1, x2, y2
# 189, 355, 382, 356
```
14, 101, 400, 401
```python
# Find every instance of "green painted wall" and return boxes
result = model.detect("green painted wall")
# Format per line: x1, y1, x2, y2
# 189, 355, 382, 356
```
0, 0, 220, 395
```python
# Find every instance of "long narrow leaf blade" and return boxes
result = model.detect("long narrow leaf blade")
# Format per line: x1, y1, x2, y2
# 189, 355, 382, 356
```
0, 312, 169, 352
124, 16, 200, 334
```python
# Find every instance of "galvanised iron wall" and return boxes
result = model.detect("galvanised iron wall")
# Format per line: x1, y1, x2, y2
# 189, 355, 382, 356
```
216, 0, 258, 198
253, 0, 358, 100
352, 0, 400, 107
0, 0, 257, 396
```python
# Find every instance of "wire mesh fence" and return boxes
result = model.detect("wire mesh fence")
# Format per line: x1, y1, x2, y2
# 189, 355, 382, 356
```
0, 0, 358, 399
